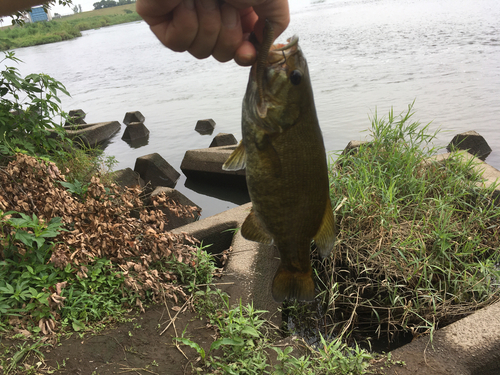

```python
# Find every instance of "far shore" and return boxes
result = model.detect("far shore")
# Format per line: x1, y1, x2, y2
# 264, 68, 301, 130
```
0, 3, 141, 51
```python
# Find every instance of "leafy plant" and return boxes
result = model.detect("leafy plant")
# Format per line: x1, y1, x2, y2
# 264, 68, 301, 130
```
0, 51, 71, 160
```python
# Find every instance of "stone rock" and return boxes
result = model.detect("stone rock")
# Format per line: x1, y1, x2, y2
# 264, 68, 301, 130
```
111, 168, 144, 189
56, 121, 121, 147
134, 153, 180, 189
209, 133, 238, 148
195, 119, 216, 135
180, 145, 246, 188
447, 130, 492, 160
123, 111, 145, 125
65, 109, 87, 126
122, 122, 150, 141
149, 187, 201, 230
342, 140, 368, 156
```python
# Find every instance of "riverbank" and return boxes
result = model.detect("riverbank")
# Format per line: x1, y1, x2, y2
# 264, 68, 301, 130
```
0, 4, 141, 51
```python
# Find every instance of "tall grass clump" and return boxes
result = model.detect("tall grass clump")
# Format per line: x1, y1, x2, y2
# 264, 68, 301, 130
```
318, 103, 500, 343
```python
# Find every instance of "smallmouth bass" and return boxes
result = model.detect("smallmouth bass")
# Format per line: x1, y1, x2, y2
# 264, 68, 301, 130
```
223, 22, 336, 302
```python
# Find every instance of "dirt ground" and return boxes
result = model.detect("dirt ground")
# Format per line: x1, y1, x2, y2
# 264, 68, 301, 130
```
36, 300, 212, 375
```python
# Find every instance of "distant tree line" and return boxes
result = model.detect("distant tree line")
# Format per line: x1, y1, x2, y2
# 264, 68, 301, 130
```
93, 0, 135, 10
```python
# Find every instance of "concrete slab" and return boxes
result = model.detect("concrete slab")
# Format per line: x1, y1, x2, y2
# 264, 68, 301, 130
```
372, 301, 500, 375
427, 151, 500, 201
63, 121, 121, 147
180, 145, 247, 188
171, 203, 282, 323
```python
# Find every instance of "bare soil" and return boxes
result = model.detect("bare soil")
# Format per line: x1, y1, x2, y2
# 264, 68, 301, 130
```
5, 300, 214, 375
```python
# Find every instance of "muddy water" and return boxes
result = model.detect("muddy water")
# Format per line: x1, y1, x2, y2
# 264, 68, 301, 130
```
8, 0, 500, 217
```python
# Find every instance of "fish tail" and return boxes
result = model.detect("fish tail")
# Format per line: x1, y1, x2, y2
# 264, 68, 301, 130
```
272, 266, 315, 302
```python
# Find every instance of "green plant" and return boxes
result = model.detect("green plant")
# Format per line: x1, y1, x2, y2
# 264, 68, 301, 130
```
1, 339, 47, 375
0, 51, 71, 159
58, 179, 89, 198
176, 295, 373, 375
166, 243, 217, 292
316, 103, 500, 342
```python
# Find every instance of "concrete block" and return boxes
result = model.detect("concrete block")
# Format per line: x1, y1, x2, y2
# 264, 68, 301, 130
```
447, 130, 492, 160
341, 140, 369, 156
426, 151, 500, 203
111, 168, 144, 189
149, 187, 201, 230
195, 119, 216, 135
122, 122, 150, 141
134, 153, 180, 189
65, 109, 86, 126
62, 121, 121, 147
209, 133, 238, 148
371, 301, 500, 375
171, 203, 282, 324
180, 145, 246, 188
123, 111, 145, 125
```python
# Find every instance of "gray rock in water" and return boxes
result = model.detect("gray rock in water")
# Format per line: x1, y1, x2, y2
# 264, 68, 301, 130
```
123, 111, 145, 125
111, 168, 145, 189
122, 122, 150, 141
148, 187, 201, 230
65, 109, 87, 126
447, 130, 492, 160
180, 145, 246, 188
195, 119, 216, 135
209, 133, 238, 148
134, 153, 180, 189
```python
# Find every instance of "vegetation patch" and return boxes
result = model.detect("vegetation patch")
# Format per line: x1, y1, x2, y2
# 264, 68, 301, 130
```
0, 4, 141, 51
313, 104, 500, 345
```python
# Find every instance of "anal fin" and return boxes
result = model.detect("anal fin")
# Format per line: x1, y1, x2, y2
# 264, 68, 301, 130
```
314, 197, 336, 258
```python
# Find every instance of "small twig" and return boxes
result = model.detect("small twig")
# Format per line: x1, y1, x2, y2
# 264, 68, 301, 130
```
160, 295, 192, 336
118, 365, 159, 375
165, 298, 189, 360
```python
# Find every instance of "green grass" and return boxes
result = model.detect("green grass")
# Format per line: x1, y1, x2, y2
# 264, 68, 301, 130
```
177, 289, 374, 375
0, 4, 141, 51
314, 103, 500, 343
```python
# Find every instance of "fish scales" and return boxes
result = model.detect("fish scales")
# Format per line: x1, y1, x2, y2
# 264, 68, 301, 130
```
223, 23, 336, 302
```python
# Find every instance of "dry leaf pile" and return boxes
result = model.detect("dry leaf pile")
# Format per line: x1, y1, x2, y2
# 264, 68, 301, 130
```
0, 153, 203, 311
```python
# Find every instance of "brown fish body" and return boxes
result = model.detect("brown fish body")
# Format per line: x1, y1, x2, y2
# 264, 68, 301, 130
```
223, 32, 336, 302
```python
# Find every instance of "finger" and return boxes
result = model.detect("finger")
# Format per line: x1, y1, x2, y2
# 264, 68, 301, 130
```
234, 39, 257, 66
187, 0, 222, 59
150, 0, 199, 52
252, 0, 290, 42
136, 0, 180, 27
212, 3, 243, 63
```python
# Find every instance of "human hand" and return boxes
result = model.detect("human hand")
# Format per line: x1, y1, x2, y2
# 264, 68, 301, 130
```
135, 0, 290, 66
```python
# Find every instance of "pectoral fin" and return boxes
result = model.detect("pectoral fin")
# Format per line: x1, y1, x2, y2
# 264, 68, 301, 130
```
241, 210, 274, 245
314, 198, 336, 258
222, 141, 246, 171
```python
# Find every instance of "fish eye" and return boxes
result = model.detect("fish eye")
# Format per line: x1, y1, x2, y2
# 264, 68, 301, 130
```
289, 70, 302, 85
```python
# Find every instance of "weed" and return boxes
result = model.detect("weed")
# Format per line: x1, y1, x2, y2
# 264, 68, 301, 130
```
176, 294, 373, 374
318, 103, 500, 342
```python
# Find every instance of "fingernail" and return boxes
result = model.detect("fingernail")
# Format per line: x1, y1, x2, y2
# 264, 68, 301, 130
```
199, 0, 217, 11
221, 5, 238, 28
183, 0, 195, 10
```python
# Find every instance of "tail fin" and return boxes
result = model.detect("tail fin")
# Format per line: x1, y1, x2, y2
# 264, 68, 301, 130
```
272, 266, 316, 302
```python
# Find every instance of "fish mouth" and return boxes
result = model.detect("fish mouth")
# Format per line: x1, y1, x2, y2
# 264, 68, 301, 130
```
255, 20, 300, 119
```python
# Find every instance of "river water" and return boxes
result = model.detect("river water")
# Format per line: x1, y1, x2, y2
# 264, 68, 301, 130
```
7, 0, 500, 217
